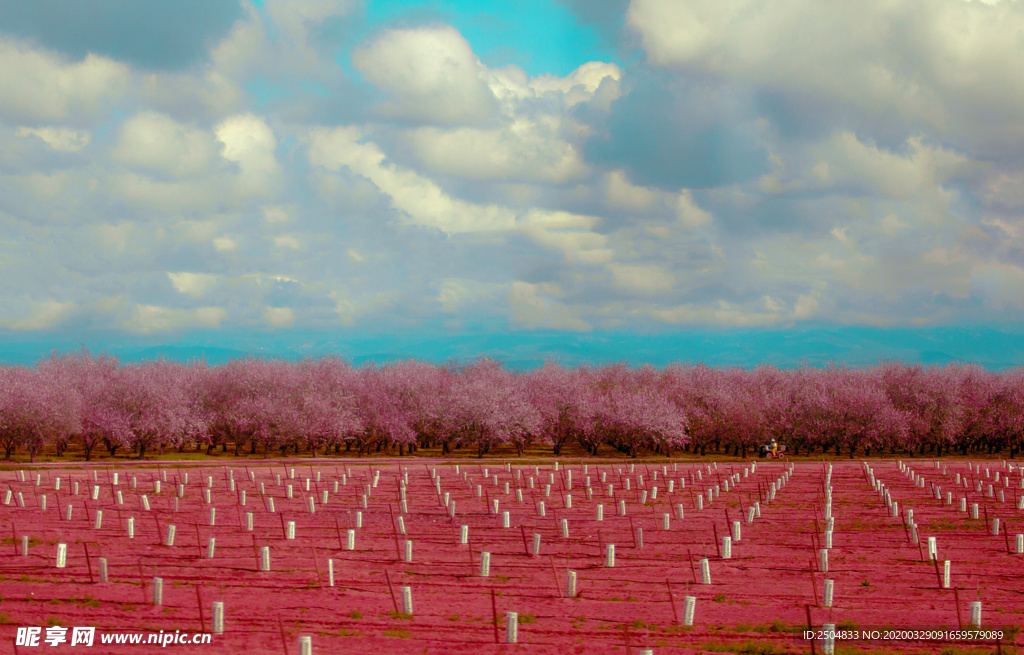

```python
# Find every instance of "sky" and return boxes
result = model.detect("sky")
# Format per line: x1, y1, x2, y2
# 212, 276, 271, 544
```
2, 0, 1024, 369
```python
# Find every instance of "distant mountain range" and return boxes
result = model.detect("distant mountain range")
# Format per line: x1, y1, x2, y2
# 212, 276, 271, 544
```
1, 325, 1021, 370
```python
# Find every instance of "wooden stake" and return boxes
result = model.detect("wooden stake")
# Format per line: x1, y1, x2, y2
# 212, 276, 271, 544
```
311, 548, 322, 587
335, 517, 343, 549
137, 559, 147, 604
196, 586, 206, 633
520, 525, 530, 556
384, 569, 399, 613
277, 616, 289, 655
666, 579, 679, 625
712, 524, 721, 558
629, 517, 637, 548
932, 556, 943, 588
1004, 522, 1012, 554
548, 555, 562, 598
84, 543, 94, 584
195, 523, 203, 559
388, 504, 401, 561
490, 588, 500, 644
809, 559, 819, 606
688, 548, 697, 583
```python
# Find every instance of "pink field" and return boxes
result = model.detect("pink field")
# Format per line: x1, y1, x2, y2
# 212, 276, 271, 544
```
2, 459, 1023, 654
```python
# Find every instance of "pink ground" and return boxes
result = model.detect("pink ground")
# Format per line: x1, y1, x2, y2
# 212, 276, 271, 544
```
2, 459, 1022, 654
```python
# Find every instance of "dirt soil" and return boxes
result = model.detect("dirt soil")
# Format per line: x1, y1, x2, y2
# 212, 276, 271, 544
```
2, 459, 1022, 654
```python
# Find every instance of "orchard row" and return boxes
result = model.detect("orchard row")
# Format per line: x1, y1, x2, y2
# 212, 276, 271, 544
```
2, 352, 1023, 461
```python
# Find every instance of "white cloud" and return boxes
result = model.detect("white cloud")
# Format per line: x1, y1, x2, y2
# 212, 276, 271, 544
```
108, 173, 218, 214
353, 26, 498, 124
265, 306, 296, 327
95, 223, 135, 253
676, 190, 712, 228
346, 248, 365, 263
272, 234, 301, 249
307, 126, 517, 232
627, 0, 1024, 150
0, 40, 128, 122
168, 272, 220, 298
403, 120, 587, 183
111, 112, 216, 177
970, 263, 1024, 308
263, 206, 290, 223
213, 237, 237, 252
16, 126, 90, 152
650, 301, 783, 327
140, 70, 243, 119
606, 170, 659, 210
438, 278, 503, 312
265, 0, 355, 42
215, 113, 280, 194
811, 133, 972, 199
529, 61, 622, 107
123, 305, 228, 333
508, 282, 590, 331
0, 300, 74, 330
793, 292, 821, 319
608, 263, 676, 294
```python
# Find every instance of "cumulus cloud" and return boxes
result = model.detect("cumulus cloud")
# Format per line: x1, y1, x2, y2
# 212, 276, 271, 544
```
403, 122, 587, 183
111, 112, 216, 177
4, 0, 1024, 344
0, 0, 245, 71
0, 300, 74, 330
0, 40, 128, 122
16, 126, 90, 152
168, 272, 220, 298
264, 306, 296, 327
608, 263, 675, 294
353, 26, 499, 124
508, 282, 590, 331
307, 126, 517, 232
123, 305, 228, 333
216, 113, 280, 188
626, 0, 1024, 154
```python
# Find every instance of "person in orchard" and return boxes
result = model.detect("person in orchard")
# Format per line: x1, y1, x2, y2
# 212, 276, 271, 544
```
771, 439, 778, 458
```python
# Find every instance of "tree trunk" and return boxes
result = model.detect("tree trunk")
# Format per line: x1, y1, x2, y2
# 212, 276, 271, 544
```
138, 443, 146, 459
